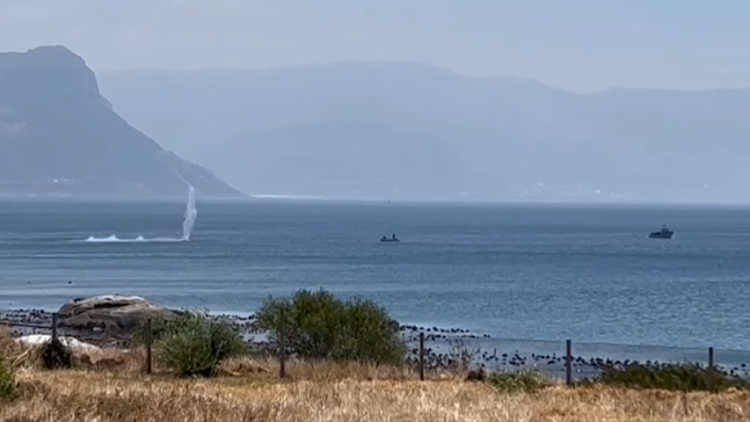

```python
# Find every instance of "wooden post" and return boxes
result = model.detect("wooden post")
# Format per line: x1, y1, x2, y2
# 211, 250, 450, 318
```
51, 313, 58, 342
565, 339, 573, 387
278, 331, 286, 379
419, 332, 425, 381
145, 318, 153, 375
707, 346, 716, 391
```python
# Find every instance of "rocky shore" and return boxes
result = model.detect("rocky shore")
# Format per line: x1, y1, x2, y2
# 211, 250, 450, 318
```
3, 298, 749, 381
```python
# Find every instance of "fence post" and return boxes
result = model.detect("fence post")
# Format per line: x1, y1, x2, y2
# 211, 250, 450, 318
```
565, 339, 573, 387
419, 332, 425, 381
278, 330, 286, 379
145, 318, 153, 375
708, 347, 715, 370
51, 313, 58, 342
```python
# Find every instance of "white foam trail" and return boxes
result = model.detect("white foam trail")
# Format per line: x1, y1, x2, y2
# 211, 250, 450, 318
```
181, 185, 197, 241
84, 235, 181, 243
85, 234, 123, 243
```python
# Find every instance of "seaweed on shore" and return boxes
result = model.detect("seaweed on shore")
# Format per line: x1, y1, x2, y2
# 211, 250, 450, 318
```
596, 362, 750, 392
487, 371, 549, 394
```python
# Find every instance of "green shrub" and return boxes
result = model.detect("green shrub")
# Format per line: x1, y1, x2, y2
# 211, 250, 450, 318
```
487, 371, 549, 394
154, 311, 246, 377
256, 289, 406, 365
598, 362, 750, 392
0, 356, 17, 401
132, 311, 185, 346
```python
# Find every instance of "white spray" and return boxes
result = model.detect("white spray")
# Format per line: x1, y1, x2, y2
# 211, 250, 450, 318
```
181, 185, 197, 241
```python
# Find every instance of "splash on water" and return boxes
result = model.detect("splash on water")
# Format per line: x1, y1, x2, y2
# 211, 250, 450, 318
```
182, 185, 197, 241
84, 184, 197, 243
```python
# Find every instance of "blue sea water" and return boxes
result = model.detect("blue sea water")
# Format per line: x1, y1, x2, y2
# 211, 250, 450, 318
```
2, 199, 750, 366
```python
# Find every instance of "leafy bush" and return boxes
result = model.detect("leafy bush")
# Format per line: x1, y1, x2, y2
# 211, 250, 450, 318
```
154, 311, 246, 377
598, 362, 750, 392
132, 311, 189, 346
256, 289, 406, 365
487, 371, 549, 394
0, 356, 16, 401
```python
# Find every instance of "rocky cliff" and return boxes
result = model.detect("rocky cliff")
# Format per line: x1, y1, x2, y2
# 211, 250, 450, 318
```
0, 46, 242, 198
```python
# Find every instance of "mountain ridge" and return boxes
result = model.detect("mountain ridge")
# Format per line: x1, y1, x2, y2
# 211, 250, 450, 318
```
0, 46, 243, 199
101, 61, 750, 96
202, 119, 498, 200
98, 61, 750, 203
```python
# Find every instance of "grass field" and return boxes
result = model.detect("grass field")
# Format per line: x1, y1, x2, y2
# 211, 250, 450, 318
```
2, 328, 750, 421
2, 357, 750, 422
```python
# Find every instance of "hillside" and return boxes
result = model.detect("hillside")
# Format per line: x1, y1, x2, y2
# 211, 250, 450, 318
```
98, 63, 750, 203
202, 120, 498, 200
0, 46, 241, 199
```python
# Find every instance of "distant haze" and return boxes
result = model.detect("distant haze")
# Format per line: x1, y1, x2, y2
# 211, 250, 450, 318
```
97, 64, 750, 203
1, 0, 749, 93
2, 1, 750, 203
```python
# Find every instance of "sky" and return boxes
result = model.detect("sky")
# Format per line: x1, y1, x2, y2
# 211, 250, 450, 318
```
1, 0, 749, 93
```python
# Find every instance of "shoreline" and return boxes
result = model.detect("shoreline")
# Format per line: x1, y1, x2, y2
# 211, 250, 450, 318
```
4, 306, 750, 381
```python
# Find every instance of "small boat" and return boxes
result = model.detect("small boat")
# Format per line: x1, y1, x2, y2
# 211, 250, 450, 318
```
649, 225, 674, 239
381, 234, 400, 242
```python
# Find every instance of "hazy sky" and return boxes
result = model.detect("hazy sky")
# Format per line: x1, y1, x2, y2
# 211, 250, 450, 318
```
1, 0, 748, 93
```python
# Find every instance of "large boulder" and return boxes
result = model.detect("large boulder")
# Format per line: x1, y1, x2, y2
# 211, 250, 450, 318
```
58, 295, 175, 334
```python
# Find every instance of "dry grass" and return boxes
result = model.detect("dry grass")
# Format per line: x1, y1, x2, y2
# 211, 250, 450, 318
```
0, 327, 21, 359
72, 349, 432, 381
3, 343, 750, 421
1, 367, 749, 421
218, 355, 435, 382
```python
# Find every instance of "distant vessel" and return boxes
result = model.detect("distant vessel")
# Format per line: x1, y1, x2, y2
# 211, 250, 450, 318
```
649, 225, 673, 239
381, 234, 400, 243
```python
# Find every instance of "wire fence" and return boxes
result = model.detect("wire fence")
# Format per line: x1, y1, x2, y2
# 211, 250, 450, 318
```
2, 314, 745, 384
399, 331, 750, 382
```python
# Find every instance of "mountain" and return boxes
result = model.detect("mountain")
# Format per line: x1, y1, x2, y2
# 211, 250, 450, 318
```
202, 120, 497, 200
98, 62, 750, 203
0, 46, 241, 199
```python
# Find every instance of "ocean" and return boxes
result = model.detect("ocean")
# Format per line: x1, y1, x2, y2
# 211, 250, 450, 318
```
2, 199, 750, 367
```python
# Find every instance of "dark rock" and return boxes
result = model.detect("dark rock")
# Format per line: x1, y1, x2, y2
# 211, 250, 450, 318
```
41, 337, 72, 370
465, 368, 486, 382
